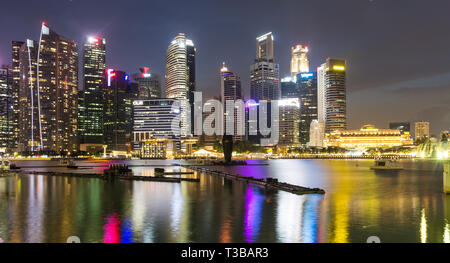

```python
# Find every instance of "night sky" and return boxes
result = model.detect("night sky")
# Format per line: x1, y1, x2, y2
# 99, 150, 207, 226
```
0, 0, 449, 136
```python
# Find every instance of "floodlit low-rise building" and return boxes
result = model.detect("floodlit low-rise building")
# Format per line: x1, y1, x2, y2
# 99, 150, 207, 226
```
325, 124, 414, 149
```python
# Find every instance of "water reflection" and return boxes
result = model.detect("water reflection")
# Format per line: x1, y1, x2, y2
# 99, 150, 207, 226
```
420, 209, 427, 243
243, 187, 264, 243
0, 159, 448, 243
104, 214, 121, 243
276, 192, 305, 243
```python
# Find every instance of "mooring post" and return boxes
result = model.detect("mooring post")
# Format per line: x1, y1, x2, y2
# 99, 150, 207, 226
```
444, 161, 450, 194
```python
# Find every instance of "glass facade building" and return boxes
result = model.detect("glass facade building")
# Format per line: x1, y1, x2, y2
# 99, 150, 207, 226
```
17, 24, 79, 155
281, 76, 299, 99
79, 37, 106, 151
132, 99, 181, 153
318, 58, 347, 133
131, 67, 162, 99
0, 66, 13, 153
165, 34, 196, 136
220, 63, 243, 141
251, 32, 280, 102
298, 72, 318, 145
103, 70, 132, 152
279, 98, 300, 147
11, 41, 23, 152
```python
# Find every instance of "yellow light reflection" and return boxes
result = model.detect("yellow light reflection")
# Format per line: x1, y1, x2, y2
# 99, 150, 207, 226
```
420, 209, 427, 243
444, 222, 450, 243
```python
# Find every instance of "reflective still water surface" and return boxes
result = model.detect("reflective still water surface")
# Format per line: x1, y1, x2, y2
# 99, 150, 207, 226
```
0, 159, 448, 243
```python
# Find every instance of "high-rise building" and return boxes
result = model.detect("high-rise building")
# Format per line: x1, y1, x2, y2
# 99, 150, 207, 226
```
0, 66, 13, 153
220, 63, 243, 141
280, 76, 299, 99
18, 24, 79, 155
251, 32, 280, 102
290, 45, 310, 76
165, 33, 196, 136
317, 58, 346, 133
79, 36, 106, 153
18, 40, 39, 153
11, 41, 24, 151
415, 121, 430, 141
278, 98, 300, 147
317, 64, 326, 124
308, 120, 325, 148
298, 72, 318, 145
132, 98, 181, 156
131, 67, 162, 99
103, 69, 132, 153
389, 122, 411, 134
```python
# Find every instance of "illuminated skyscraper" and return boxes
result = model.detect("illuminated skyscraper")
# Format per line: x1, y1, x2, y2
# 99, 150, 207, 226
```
0, 66, 13, 153
280, 76, 299, 99
18, 23, 79, 154
103, 69, 132, 153
279, 98, 300, 146
11, 41, 24, 151
317, 58, 346, 133
415, 121, 430, 141
220, 63, 243, 141
18, 40, 39, 153
132, 98, 181, 156
165, 33, 196, 135
131, 67, 162, 99
79, 36, 106, 153
251, 32, 280, 102
298, 72, 318, 145
290, 45, 310, 75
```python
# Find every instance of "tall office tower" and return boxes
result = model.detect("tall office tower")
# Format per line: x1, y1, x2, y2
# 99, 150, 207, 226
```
79, 36, 106, 153
220, 63, 243, 141
278, 98, 300, 147
290, 45, 310, 76
317, 58, 346, 133
18, 24, 79, 155
132, 99, 181, 157
250, 32, 280, 102
415, 121, 430, 141
18, 40, 39, 153
317, 64, 326, 124
0, 66, 13, 153
131, 67, 162, 99
165, 33, 196, 136
298, 72, 318, 145
103, 69, 132, 153
280, 76, 299, 99
11, 41, 24, 151
389, 122, 411, 134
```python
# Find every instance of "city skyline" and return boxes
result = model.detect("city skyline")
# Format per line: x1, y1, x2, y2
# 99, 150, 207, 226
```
0, 1, 449, 136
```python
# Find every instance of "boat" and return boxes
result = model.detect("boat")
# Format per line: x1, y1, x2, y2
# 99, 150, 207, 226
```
370, 158, 403, 171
